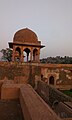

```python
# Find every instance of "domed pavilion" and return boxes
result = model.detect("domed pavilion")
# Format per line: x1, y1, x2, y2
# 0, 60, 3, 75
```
9, 28, 45, 62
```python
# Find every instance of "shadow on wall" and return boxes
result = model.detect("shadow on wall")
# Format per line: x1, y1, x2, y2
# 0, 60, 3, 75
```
28, 65, 41, 88
28, 65, 35, 87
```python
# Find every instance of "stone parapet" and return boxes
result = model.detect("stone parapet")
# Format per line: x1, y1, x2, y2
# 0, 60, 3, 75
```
53, 102, 72, 118
36, 81, 72, 106
20, 84, 61, 120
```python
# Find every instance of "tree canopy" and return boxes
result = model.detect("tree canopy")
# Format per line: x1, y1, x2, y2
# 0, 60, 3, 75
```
0, 48, 12, 62
40, 56, 72, 64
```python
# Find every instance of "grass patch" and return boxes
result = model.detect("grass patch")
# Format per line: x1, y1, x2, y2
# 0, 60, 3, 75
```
62, 90, 72, 97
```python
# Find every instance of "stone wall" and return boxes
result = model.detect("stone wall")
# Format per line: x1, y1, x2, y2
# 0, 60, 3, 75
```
48, 85, 72, 106
0, 62, 41, 87
0, 80, 4, 98
36, 80, 49, 104
36, 81, 72, 106
1, 82, 24, 99
41, 64, 72, 89
0, 62, 72, 90
53, 102, 72, 118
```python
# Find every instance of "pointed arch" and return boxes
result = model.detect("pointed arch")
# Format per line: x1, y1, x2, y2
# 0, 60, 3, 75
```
23, 48, 31, 62
14, 47, 21, 61
49, 76, 54, 85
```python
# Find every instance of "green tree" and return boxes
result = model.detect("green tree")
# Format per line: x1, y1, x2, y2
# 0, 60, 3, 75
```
0, 48, 12, 62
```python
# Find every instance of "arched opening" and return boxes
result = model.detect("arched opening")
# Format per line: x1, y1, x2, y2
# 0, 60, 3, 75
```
23, 48, 31, 62
52, 100, 59, 109
41, 74, 43, 81
49, 76, 54, 85
33, 49, 39, 61
15, 47, 21, 62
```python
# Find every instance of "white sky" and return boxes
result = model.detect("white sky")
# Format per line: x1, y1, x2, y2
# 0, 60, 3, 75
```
0, 0, 72, 58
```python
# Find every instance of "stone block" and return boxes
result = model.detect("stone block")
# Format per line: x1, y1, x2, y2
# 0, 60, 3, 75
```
1, 84, 23, 100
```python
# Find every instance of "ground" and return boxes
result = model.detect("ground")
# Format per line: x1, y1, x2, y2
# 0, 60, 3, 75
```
0, 99, 24, 120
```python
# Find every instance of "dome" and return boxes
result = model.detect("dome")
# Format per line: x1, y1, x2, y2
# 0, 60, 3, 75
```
13, 28, 38, 44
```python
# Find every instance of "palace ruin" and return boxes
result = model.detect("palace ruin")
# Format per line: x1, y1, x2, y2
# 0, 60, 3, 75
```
0, 28, 72, 120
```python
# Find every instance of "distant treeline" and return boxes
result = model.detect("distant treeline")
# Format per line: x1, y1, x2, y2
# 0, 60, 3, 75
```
40, 56, 72, 64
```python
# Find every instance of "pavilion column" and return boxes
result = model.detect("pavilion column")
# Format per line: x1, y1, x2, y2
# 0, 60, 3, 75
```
37, 50, 40, 62
30, 50, 33, 62
27, 53, 29, 62
20, 49, 24, 62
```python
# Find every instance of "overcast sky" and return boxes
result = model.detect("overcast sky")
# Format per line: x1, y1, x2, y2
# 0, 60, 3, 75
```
0, 0, 72, 58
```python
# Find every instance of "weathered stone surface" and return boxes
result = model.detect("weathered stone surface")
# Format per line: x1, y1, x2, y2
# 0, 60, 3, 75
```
0, 62, 72, 90
20, 84, 61, 120
36, 81, 72, 106
0, 99, 24, 120
53, 102, 72, 118
1, 83, 24, 99
13, 28, 38, 44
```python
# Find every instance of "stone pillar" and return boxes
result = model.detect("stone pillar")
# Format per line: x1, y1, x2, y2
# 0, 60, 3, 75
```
20, 49, 24, 62
30, 50, 33, 62
27, 53, 29, 62
38, 53, 40, 62
37, 50, 40, 62
33, 54, 35, 61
